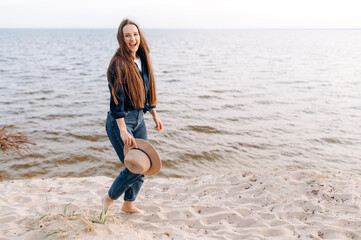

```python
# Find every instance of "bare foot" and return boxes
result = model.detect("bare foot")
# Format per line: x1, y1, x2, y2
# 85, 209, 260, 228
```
102, 195, 114, 212
122, 201, 143, 214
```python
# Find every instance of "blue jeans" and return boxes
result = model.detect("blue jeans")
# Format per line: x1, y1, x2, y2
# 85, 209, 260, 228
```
106, 109, 147, 201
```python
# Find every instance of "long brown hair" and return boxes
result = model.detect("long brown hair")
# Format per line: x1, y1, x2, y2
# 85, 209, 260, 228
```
107, 18, 157, 108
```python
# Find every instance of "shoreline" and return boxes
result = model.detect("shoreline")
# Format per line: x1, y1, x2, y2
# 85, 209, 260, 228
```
1, 170, 360, 239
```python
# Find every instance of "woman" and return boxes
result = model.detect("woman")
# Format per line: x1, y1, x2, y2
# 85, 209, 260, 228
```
102, 18, 163, 214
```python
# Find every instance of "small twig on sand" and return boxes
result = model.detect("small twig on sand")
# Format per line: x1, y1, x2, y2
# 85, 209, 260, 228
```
0, 124, 36, 156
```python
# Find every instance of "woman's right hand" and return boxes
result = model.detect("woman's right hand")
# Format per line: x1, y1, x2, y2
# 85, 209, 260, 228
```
120, 129, 138, 148
116, 118, 138, 148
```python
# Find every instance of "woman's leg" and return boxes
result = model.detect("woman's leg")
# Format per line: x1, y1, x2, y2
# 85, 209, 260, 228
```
123, 113, 148, 202
105, 112, 145, 201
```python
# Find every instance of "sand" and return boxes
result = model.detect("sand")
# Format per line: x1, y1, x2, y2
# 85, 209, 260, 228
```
1, 170, 361, 240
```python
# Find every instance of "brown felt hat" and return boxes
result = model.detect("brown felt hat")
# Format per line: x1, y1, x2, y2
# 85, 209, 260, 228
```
124, 139, 161, 175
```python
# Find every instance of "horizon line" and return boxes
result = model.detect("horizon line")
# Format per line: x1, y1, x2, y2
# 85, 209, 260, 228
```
1, 27, 361, 30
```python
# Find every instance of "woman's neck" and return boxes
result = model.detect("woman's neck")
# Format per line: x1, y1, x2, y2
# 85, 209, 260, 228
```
132, 53, 139, 60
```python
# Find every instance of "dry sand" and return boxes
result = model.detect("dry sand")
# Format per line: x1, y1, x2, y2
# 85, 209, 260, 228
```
1, 170, 361, 240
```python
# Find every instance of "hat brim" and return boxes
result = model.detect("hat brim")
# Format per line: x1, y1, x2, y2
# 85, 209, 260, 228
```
124, 139, 161, 175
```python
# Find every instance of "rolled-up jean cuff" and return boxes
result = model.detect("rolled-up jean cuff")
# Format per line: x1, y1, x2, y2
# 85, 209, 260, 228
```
107, 191, 116, 200
124, 197, 135, 201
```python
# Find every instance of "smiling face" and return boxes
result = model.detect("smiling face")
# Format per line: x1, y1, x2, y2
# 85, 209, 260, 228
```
122, 24, 140, 58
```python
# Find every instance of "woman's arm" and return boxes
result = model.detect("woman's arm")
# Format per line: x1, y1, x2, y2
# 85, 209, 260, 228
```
116, 118, 138, 148
150, 109, 163, 131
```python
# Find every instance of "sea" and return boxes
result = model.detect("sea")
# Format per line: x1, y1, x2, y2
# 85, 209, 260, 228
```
1, 29, 361, 180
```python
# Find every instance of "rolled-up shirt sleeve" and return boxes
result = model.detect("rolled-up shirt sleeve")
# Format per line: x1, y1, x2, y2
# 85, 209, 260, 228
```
147, 87, 157, 112
149, 104, 156, 112
146, 88, 156, 112
108, 62, 127, 119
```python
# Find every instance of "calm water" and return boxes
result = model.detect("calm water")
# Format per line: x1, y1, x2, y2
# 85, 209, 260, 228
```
1, 29, 361, 180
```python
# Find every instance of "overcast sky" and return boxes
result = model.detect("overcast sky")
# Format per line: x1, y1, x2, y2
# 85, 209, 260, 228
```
1, 0, 361, 29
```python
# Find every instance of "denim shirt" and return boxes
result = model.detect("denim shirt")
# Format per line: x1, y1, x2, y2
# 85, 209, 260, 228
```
108, 59, 156, 119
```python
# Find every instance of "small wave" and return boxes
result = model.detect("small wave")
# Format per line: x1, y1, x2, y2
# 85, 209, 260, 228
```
178, 150, 222, 162
36, 97, 48, 101
41, 113, 79, 120
23, 90, 54, 95
11, 162, 41, 170
43, 136, 64, 142
14, 152, 45, 159
198, 95, 220, 99
238, 142, 267, 150
65, 132, 107, 142
49, 67, 74, 71
44, 130, 61, 136
186, 125, 222, 134
148, 139, 160, 145
222, 104, 245, 109
318, 137, 343, 144
165, 79, 180, 83
226, 117, 240, 122
87, 146, 112, 152
61, 154, 95, 164
255, 100, 272, 105
211, 89, 243, 94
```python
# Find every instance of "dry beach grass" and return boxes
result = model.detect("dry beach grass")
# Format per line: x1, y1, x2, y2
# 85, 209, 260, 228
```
0, 125, 35, 157
0, 124, 36, 181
